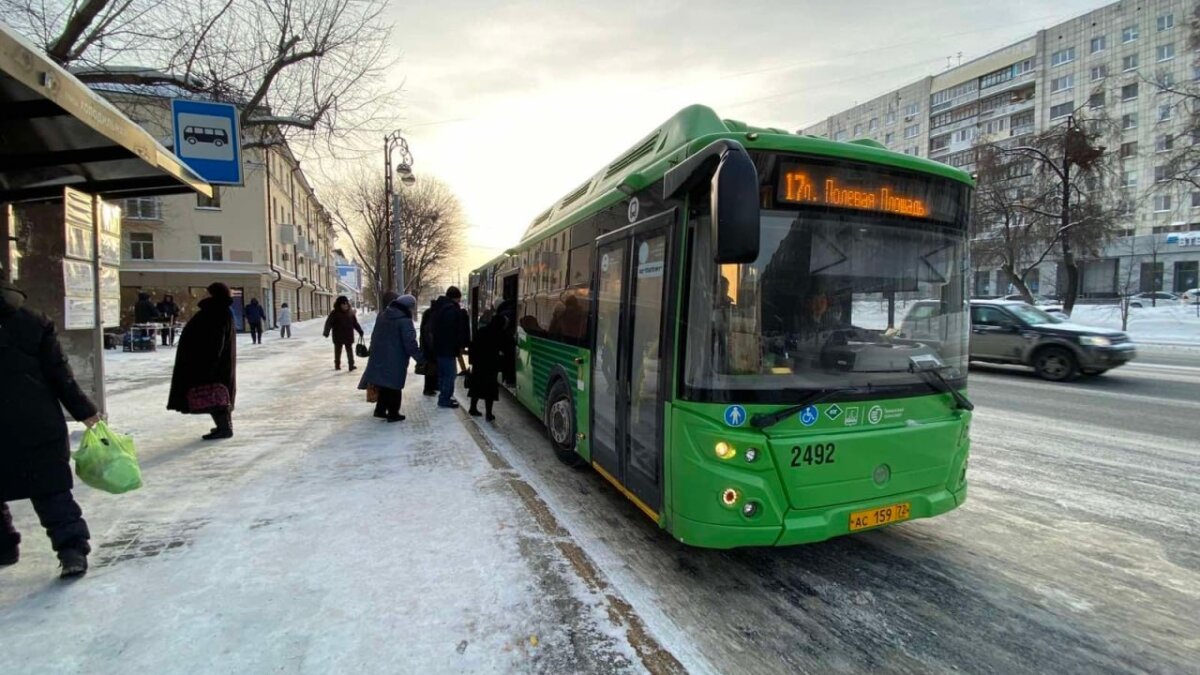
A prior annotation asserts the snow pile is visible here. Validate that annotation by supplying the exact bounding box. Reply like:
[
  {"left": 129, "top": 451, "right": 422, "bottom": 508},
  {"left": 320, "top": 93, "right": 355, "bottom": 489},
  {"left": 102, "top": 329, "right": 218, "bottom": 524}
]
[{"left": 1068, "top": 304, "right": 1200, "bottom": 345}]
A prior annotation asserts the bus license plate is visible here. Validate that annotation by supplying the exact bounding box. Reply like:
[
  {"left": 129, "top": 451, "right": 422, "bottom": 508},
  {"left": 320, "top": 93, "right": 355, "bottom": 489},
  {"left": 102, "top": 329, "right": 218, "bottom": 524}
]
[{"left": 849, "top": 502, "right": 911, "bottom": 531}]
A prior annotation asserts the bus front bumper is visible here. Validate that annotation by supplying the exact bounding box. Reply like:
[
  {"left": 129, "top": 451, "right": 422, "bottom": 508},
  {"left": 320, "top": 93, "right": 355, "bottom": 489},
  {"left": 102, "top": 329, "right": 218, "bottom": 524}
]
[{"left": 671, "top": 484, "right": 967, "bottom": 549}]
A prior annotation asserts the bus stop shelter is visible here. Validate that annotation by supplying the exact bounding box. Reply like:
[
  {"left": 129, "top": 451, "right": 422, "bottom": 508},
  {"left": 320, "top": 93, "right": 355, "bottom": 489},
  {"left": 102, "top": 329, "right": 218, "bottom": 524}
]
[{"left": 1, "top": 22, "right": 211, "bottom": 412}]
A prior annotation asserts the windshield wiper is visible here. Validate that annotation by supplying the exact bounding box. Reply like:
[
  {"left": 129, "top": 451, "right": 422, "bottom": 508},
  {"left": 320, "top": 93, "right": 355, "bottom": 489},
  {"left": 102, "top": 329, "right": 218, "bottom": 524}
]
[
  {"left": 750, "top": 387, "right": 863, "bottom": 429},
  {"left": 909, "top": 356, "right": 974, "bottom": 411}
]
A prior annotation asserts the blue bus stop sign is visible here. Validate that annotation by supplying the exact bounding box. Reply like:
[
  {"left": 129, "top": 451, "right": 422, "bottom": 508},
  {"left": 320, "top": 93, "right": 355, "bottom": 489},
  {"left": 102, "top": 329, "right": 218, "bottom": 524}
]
[{"left": 171, "top": 99, "right": 242, "bottom": 185}]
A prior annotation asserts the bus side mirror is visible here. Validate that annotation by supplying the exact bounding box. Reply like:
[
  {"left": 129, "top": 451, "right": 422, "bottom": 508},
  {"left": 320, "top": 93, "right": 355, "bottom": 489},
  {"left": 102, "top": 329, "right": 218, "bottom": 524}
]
[
  {"left": 711, "top": 146, "right": 760, "bottom": 264},
  {"left": 663, "top": 139, "right": 760, "bottom": 264}
]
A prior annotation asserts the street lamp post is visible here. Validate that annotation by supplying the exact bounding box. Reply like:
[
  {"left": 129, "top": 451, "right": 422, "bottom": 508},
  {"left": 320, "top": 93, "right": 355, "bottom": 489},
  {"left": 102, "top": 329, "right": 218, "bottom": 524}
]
[{"left": 384, "top": 130, "right": 416, "bottom": 296}]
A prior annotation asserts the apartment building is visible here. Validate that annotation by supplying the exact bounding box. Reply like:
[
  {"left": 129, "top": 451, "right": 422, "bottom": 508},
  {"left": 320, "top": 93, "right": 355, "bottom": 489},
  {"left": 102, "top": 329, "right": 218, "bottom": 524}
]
[
  {"left": 800, "top": 0, "right": 1200, "bottom": 299},
  {"left": 94, "top": 84, "right": 339, "bottom": 329}
]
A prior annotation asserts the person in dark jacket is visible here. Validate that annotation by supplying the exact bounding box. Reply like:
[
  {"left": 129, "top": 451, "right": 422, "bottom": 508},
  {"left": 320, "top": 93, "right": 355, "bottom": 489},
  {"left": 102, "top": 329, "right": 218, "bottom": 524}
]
[
  {"left": 134, "top": 291, "right": 160, "bottom": 323},
  {"left": 420, "top": 299, "right": 438, "bottom": 396},
  {"left": 323, "top": 295, "right": 364, "bottom": 371},
  {"left": 0, "top": 281, "right": 101, "bottom": 578},
  {"left": 167, "top": 282, "right": 237, "bottom": 440},
  {"left": 245, "top": 298, "right": 266, "bottom": 344},
  {"left": 156, "top": 294, "right": 180, "bottom": 346},
  {"left": 467, "top": 313, "right": 505, "bottom": 421},
  {"left": 431, "top": 286, "right": 470, "bottom": 408},
  {"left": 358, "top": 293, "right": 424, "bottom": 422}
]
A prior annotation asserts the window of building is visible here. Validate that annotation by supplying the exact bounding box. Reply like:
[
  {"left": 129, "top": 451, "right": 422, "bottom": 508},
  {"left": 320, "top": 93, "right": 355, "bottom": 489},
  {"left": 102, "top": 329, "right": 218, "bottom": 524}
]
[
  {"left": 904, "top": 123, "right": 921, "bottom": 139},
  {"left": 1122, "top": 25, "right": 1139, "bottom": 43},
  {"left": 1015, "top": 58, "right": 1034, "bottom": 75},
  {"left": 1155, "top": 165, "right": 1171, "bottom": 183},
  {"left": 1139, "top": 262, "right": 1165, "bottom": 292},
  {"left": 1121, "top": 82, "right": 1139, "bottom": 100},
  {"left": 852, "top": 123, "right": 862, "bottom": 136},
  {"left": 1153, "top": 194, "right": 1172, "bottom": 211},
  {"left": 1051, "top": 47, "right": 1076, "bottom": 67},
  {"left": 1158, "top": 103, "right": 1174, "bottom": 122},
  {"left": 1194, "top": 64, "right": 1200, "bottom": 82},
  {"left": 1090, "top": 35, "right": 1107, "bottom": 53},
  {"left": 1051, "top": 74, "right": 1075, "bottom": 92},
  {"left": 833, "top": 129, "right": 847, "bottom": 141},
  {"left": 930, "top": 103, "right": 980, "bottom": 129},
  {"left": 1088, "top": 91, "right": 1106, "bottom": 108},
  {"left": 868, "top": 117, "right": 878, "bottom": 131},
  {"left": 1157, "top": 13, "right": 1174, "bottom": 31},
  {"left": 1158, "top": 71, "right": 1176, "bottom": 88},
  {"left": 1050, "top": 101, "right": 1075, "bottom": 120},
  {"left": 123, "top": 197, "right": 162, "bottom": 221},
  {"left": 200, "top": 235, "right": 223, "bottom": 261},
  {"left": 903, "top": 102, "right": 920, "bottom": 117},
  {"left": 196, "top": 186, "right": 222, "bottom": 209},
  {"left": 1157, "top": 43, "right": 1175, "bottom": 62},
  {"left": 1011, "top": 109, "right": 1035, "bottom": 133},
  {"left": 129, "top": 232, "right": 154, "bottom": 260},
  {"left": 980, "top": 60, "right": 1033, "bottom": 89},
  {"left": 1193, "top": 192, "right": 1200, "bottom": 208},
  {"left": 945, "top": 149, "right": 976, "bottom": 168},
  {"left": 1174, "top": 261, "right": 1199, "bottom": 292},
  {"left": 886, "top": 110, "right": 897, "bottom": 125},
  {"left": 1122, "top": 112, "right": 1139, "bottom": 129},
  {"left": 954, "top": 127, "right": 975, "bottom": 143},
  {"left": 1122, "top": 170, "right": 1138, "bottom": 188},
  {"left": 981, "top": 118, "right": 1008, "bottom": 135},
  {"left": 1090, "top": 64, "right": 1108, "bottom": 81},
  {"left": 1120, "top": 141, "right": 1138, "bottom": 157},
  {"left": 884, "top": 131, "right": 895, "bottom": 144},
  {"left": 1155, "top": 134, "right": 1175, "bottom": 152},
  {"left": 1123, "top": 54, "right": 1139, "bottom": 71},
  {"left": 929, "top": 134, "right": 950, "bottom": 152}
]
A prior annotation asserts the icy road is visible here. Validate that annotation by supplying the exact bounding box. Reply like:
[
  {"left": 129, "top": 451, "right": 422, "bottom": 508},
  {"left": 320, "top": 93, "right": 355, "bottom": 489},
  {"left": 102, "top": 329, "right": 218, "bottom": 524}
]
[{"left": 477, "top": 346, "right": 1200, "bottom": 674}]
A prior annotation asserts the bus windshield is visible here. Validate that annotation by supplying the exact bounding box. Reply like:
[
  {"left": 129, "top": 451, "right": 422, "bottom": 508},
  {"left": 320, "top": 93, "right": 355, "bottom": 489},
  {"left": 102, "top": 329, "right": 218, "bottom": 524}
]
[{"left": 683, "top": 209, "right": 969, "bottom": 401}]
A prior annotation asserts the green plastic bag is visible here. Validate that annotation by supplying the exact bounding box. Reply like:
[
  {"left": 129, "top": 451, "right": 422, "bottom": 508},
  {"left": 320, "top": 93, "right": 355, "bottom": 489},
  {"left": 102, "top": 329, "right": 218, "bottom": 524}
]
[{"left": 73, "top": 421, "right": 143, "bottom": 494}]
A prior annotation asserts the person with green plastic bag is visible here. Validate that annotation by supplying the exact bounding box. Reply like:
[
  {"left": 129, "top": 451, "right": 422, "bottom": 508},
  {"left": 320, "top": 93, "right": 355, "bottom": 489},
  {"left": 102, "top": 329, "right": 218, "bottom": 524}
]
[{"left": 1, "top": 281, "right": 101, "bottom": 579}]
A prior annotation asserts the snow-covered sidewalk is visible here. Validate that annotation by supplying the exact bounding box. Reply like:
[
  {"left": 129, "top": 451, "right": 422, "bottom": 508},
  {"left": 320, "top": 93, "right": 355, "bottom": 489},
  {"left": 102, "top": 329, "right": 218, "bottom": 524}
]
[{"left": 0, "top": 316, "right": 664, "bottom": 674}]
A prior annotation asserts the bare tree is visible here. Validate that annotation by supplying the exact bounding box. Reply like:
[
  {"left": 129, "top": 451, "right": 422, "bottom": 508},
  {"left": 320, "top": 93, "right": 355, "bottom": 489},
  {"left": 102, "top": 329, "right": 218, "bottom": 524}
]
[
  {"left": 1149, "top": 4, "right": 1200, "bottom": 191},
  {"left": 327, "top": 167, "right": 467, "bottom": 305},
  {"left": 2, "top": 0, "right": 398, "bottom": 153},
  {"left": 394, "top": 177, "right": 467, "bottom": 299},
  {"left": 982, "top": 108, "right": 1125, "bottom": 314}
]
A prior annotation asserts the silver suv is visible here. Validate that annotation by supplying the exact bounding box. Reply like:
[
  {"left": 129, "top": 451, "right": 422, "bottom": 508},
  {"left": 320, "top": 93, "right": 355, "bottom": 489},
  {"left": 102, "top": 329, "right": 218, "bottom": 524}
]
[{"left": 968, "top": 300, "right": 1136, "bottom": 381}]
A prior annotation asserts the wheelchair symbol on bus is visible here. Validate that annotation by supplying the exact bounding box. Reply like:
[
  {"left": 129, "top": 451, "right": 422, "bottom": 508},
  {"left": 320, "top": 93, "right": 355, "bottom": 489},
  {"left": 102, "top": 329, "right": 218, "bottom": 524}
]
[{"left": 799, "top": 405, "right": 819, "bottom": 427}]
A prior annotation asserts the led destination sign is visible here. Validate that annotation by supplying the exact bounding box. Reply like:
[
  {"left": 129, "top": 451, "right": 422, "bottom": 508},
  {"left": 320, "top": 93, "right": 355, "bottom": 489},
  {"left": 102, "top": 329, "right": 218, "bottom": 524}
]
[{"left": 775, "top": 160, "right": 964, "bottom": 224}]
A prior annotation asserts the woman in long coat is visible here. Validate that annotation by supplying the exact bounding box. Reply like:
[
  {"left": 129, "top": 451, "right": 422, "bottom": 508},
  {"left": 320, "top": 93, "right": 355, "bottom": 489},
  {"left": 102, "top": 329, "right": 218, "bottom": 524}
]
[
  {"left": 358, "top": 293, "right": 424, "bottom": 422},
  {"left": 467, "top": 313, "right": 506, "bottom": 421},
  {"left": 167, "top": 282, "right": 237, "bottom": 440},
  {"left": 1, "top": 281, "right": 100, "bottom": 578},
  {"left": 324, "top": 295, "right": 365, "bottom": 371}
]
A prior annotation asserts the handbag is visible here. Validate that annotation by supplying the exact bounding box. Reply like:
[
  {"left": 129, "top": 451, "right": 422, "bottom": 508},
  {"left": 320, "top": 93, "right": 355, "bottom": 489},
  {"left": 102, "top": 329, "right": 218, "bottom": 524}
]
[
  {"left": 414, "top": 361, "right": 426, "bottom": 376},
  {"left": 366, "top": 384, "right": 379, "bottom": 403},
  {"left": 355, "top": 337, "right": 370, "bottom": 358},
  {"left": 463, "top": 368, "right": 473, "bottom": 389},
  {"left": 187, "top": 383, "right": 231, "bottom": 413}
]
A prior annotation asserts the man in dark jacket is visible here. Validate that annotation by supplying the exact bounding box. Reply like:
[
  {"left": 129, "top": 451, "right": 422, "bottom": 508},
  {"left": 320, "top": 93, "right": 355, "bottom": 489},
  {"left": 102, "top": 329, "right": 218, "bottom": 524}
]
[
  {"left": 1, "top": 281, "right": 101, "bottom": 578},
  {"left": 133, "top": 291, "right": 160, "bottom": 323},
  {"left": 323, "top": 295, "right": 365, "bottom": 371},
  {"left": 420, "top": 299, "right": 438, "bottom": 396},
  {"left": 431, "top": 286, "right": 470, "bottom": 408},
  {"left": 244, "top": 298, "right": 266, "bottom": 344},
  {"left": 156, "top": 294, "right": 180, "bottom": 346}
]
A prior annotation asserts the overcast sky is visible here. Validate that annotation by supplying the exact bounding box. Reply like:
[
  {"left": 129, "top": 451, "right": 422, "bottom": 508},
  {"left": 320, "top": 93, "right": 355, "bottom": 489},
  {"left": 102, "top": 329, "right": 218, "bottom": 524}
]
[{"left": 384, "top": 0, "right": 1109, "bottom": 273}]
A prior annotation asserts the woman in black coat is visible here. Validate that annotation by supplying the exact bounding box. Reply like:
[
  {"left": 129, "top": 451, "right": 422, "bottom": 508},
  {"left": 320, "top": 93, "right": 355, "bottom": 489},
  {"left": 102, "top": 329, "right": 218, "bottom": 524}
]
[
  {"left": 323, "top": 295, "right": 364, "bottom": 371},
  {"left": 167, "top": 282, "right": 237, "bottom": 440},
  {"left": 1, "top": 281, "right": 100, "bottom": 578},
  {"left": 467, "top": 313, "right": 506, "bottom": 421}
]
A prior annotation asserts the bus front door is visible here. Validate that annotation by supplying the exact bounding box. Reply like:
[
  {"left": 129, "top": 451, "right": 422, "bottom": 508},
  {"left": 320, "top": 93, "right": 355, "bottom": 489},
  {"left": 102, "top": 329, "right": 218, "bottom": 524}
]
[{"left": 591, "top": 213, "right": 671, "bottom": 516}]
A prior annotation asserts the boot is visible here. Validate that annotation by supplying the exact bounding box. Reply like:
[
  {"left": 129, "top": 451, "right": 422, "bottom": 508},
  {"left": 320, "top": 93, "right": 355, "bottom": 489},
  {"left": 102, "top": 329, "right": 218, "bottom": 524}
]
[{"left": 58, "top": 548, "right": 87, "bottom": 578}]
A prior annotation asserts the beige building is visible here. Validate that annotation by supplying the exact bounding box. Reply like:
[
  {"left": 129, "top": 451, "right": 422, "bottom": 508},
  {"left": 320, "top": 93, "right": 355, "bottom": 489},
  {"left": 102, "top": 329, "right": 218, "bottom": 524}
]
[
  {"left": 800, "top": 0, "right": 1200, "bottom": 297},
  {"left": 94, "top": 85, "right": 338, "bottom": 328}
]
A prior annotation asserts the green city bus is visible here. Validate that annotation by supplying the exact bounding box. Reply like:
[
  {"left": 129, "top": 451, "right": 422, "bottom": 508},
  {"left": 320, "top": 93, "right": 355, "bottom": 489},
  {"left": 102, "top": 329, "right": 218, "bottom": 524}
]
[{"left": 468, "top": 104, "right": 973, "bottom": 549}]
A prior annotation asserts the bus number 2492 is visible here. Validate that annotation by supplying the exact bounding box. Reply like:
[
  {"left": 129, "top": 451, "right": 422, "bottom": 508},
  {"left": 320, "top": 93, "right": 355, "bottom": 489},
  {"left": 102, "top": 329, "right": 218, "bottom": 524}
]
[{"left": 791, "top": 443, "right": 836, "bottom": 467}]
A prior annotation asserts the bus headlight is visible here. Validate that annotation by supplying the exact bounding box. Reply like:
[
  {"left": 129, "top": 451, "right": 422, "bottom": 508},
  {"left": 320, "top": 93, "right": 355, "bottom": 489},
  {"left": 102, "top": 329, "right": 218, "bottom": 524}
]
[
  {"left": 742, "top": 501, "right": 760, "bottom": 517},
  {"left": 744, "top": 448, "right": 759, "bottom": 463},
  {"left": 721, "top": 488, "right": 740, "bottom": 506},
  {"left": 714, "top": 442, "right": 736, "bottom": 460}
]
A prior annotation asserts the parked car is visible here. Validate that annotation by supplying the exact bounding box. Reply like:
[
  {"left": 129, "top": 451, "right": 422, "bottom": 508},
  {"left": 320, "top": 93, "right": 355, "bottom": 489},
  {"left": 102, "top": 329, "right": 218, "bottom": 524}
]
[
  {"left": 968, "top": 299, "right": 1136, "bottom": 381},
  {"left": 1180, "top": 288, "right": 1200, "bottom": 304},
  {"left": 1127, "top": 291, "right": 1180, "bottom": 308},
  {"left": 1001, "top": 294, "right": 1059, "bottom": 305}
]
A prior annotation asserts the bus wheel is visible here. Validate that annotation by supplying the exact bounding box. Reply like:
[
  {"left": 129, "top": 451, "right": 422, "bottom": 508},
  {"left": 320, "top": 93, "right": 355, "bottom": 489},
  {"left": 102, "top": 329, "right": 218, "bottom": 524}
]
[{"left": 546, "top": 379, "right": 584, "bottom": 467}]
